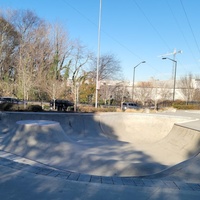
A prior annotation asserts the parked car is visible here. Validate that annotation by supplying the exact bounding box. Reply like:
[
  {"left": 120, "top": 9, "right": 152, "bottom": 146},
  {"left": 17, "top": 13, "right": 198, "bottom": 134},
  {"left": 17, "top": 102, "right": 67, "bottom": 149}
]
[
  {"left": 0, "top": 98, "right": 6, "bottom": 104},
  {"left": 0, "top": 97, "right": 26, "bottom": 105},
  {"left": 122, "top": 102, "right": 140, "bottom": 111},
  {"left": 50, "top": 99, "right": 74, "bottom": 111}
]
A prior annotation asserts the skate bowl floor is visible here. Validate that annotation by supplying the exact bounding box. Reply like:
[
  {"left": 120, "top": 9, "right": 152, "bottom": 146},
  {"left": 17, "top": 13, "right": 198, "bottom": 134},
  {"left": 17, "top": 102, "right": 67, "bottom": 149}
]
[{"left": 0, "top": 112, "right": 200, "bottom": 180}]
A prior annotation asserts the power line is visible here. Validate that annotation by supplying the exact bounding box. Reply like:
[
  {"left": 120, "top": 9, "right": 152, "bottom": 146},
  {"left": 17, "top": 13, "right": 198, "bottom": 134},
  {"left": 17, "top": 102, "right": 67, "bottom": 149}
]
[
  {"left": 166, "top": 0, "right": 200, "bottom": 70},
  {"left": 62, "top": 0, "right": 97, "bottom": 27},
  {"left": 62, "top": 0, "right": 164, "bottom": 75},
  {"left": 62, "top": 0, "right": 144, "bottom": 60},
  {"left": 180, "top": 0, "right": 200, "bottom": 58},
  {"left": 132, "top": 0, "right": 171, "bottom": 51}
]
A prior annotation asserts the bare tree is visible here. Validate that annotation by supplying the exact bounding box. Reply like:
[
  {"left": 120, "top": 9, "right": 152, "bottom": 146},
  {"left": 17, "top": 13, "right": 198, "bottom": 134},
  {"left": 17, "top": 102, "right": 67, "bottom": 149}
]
[
  {"left": 4, "top": 9, "right": 46, "bottom": 100},
  {"left": 0, "top": 8, "right": 124, "bottom": 105},
  {"left": 90, "top": 54, "right": 122, "bottom": 81},
  {"left": 149, "top": 79, "right": 171, "bottom": 109},
  {"left": 98, "top": 81, "right": 130, "bottom": 105},
  {"left": 0, "top": 15, "right": 20, "bottom": 96},
  {"left": 48, "top": 23, "right": 73, "bottom": 81},
  {"left": 135, "top": 81, "right": 153, "bottom": 105},
  {"left": 25, "top": 24, "right": 54, "bottom": 101},
  {"left": 0, "top": 16, "right": 19, "bottom": 81},
  {"left": 4, "top": 10, "right": 72, "bottom": 101},
  {"left": 43, "top": 23, "right": 73, "bottom": 101},
  {"left": 193, "top": 89, "right": 200, "bottom": 102},
  {"left": 157, "top": 82, "right": 171, "bottom": 101},
  {"left": 179, "top": 73, "right": 195, "bottom": 104},
  {"left": 8, "top": 9, "right": 43, "bottom": 37},
  {"left": 70, "top": 41, "right": 92, "bottom": 110}
]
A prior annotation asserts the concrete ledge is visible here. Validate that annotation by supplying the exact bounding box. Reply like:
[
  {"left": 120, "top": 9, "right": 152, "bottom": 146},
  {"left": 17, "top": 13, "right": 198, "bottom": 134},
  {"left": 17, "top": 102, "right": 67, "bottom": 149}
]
[{"left": 0, "top": 150, "right": 200, "bottom": 192}]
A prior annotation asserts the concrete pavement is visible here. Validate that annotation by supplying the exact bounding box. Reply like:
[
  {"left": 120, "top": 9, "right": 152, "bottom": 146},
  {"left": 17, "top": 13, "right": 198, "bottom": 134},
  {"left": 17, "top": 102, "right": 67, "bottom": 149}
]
[
  {"left": 0, "top": 110, "right": 200, "bottom": 199},
  {"left": 0, "top": 150, "right": 200, "bottom": 200}
]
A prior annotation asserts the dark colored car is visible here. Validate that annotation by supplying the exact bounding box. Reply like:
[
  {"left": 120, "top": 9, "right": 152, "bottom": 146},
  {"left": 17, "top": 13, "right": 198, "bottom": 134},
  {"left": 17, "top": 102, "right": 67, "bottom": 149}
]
[
  {"left": 50, "top": 99, "right": 74, "bottom": 111},
  {"left": 0, "top": 97, "right": 26, "bottom": 105}
]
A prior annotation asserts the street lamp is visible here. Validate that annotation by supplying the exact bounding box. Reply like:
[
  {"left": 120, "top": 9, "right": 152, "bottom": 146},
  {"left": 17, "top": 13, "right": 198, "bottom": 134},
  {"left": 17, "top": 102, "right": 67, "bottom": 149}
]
[
  {"left": 132, "top": 61, "right": 146, "bottom": 101},
  {"left": 95, "top": 0, "right": 102, "bottom": 108},
  {"left": 162, "top": 57, "right": 177, "bottom": 102}
]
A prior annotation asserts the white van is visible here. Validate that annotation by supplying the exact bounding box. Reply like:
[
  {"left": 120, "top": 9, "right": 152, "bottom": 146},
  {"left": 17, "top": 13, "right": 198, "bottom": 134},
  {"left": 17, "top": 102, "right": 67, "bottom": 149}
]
[{"left": 122, "top": 102, "right": 140, "bottom": 111}]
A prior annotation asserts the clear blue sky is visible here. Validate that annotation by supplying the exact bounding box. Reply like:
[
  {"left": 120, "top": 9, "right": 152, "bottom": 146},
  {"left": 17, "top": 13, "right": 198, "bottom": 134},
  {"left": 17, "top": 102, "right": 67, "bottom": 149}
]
[{"left": 1, "top": 0, "right": 200, "bottom": 82}]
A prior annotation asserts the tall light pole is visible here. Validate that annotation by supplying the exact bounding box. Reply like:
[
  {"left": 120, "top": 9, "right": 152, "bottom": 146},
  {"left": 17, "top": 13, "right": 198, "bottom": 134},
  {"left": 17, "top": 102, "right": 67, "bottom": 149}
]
[
  {"left": 162, "top": 57, "right": 177, "bottom": 102},
  {"left": 95, "top": 0, "right": 102, "bottom": 108},
  {"left": 159, "top": 49, "right": 182, "bottom": 79},
  {"left": 132, "top": 61, "right": 146, "bottom": 101}
]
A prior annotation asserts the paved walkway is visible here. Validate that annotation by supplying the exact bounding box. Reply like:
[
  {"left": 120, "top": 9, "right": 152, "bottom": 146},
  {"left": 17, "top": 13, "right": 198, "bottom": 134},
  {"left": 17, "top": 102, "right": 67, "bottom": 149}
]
[{"left": 0, "top": 150, "right": 200, "bottom": 199}]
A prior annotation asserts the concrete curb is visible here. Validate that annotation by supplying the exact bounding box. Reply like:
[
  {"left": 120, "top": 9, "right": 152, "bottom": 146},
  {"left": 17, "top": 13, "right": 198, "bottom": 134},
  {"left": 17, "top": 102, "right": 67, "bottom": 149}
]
[{"left": 0, "top": 150, "right": 200, "bottom": 192}]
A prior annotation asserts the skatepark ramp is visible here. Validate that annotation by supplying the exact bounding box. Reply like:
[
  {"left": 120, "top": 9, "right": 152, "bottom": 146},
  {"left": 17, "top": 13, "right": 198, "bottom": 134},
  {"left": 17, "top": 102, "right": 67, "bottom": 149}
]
[{"left": 0, "top": 112, "right": 200, "bottom": 177}]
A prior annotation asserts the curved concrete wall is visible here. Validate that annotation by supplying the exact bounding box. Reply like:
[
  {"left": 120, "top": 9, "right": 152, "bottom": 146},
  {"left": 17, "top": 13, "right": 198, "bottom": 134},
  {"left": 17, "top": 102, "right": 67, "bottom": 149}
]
[
  {"left": 98, "top": 113, "right": 189, "bottom": 143},
  {"left": 0, "top": 112, "right": 199, "bottom": 176}
]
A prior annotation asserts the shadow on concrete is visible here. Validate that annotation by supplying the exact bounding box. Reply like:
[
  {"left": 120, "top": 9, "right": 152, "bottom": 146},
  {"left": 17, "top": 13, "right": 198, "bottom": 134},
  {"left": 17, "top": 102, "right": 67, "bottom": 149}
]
[
  {"left": 0, "top": 112, "right": 169, "bottom": 177},
  {"left": 0, "top": 112, "right": 200, "bottom": 199}
]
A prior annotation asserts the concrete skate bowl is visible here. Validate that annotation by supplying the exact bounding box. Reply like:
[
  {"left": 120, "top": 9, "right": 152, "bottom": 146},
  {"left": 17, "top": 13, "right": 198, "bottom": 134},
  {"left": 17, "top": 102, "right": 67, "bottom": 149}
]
[{"left": 0, "top": 112, "right": 200, "bottom": 178}]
